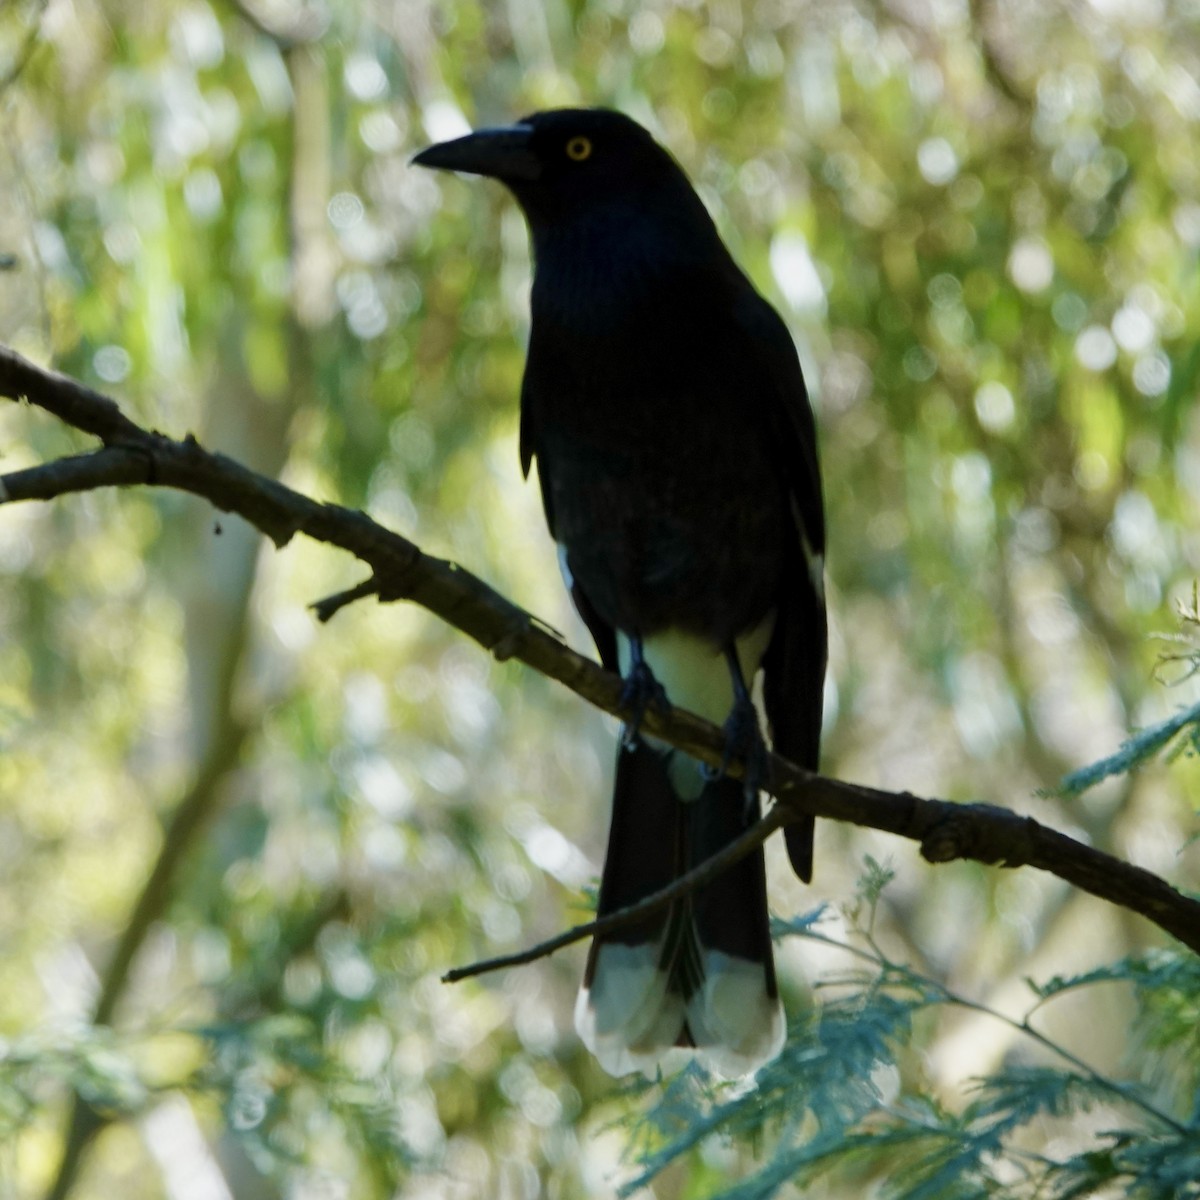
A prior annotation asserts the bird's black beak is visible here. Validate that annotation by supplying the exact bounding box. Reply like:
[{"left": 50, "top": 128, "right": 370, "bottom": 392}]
[{"left": 411, "top": 124, "right": 541, "bottom": 182}]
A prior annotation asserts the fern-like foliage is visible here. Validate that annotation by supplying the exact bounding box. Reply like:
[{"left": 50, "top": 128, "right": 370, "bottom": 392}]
[
  {"left": 620, "top": 907, "right": 1200, "bottom": 1199},
  {"left": 1058, "top": 583, "right": 1200, "bottom": 798},
  {"left": 1056, "top": 700, "right": 1200, "bottom": 797}
]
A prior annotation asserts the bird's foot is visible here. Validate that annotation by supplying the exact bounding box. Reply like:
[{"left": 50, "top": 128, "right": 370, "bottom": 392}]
[
  {"left": 619, "top": 658, "right": 669, "bottom": 748},
  {"left": 704, "top": 695, "right": 769, "bottom": 816}
]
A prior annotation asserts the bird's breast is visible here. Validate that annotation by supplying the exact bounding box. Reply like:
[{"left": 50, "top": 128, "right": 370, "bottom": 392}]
[
  {"left": 522, "top": 257, "right": 786, "bottom": 641},
  {"left": 532, "top": 394, "right": 785, "bottom": 641}
]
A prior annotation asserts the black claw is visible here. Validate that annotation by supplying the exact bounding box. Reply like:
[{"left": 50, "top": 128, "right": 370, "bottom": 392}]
[
  {"left": 720, "top": 695, "right": 768, "bottom": 814},
  {"left": 713, "top": 647, "right": 769, "bottom": 816},
  {"left": 620, "top": 638, "right": 669, "bottom": 746}
]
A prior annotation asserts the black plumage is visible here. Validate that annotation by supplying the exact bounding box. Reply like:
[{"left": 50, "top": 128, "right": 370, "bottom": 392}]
[{"left": 414, "top": 108, "right": 826, "bottom": 1076}]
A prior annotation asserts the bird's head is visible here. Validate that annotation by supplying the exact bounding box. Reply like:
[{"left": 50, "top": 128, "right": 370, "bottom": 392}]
[{"left": 412, "top": 108, "right": 708, "bottom": 235}]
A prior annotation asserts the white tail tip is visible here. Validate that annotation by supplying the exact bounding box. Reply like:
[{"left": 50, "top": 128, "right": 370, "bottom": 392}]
[{"left": 576, "top": 942, "right": 785, "bottom": 1079}]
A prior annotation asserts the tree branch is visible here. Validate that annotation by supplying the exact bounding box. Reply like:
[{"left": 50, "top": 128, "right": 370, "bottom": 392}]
[
  {"left": 44, "top": 717, "right": 249, "bottom": 1200},
  {"left": 3, "top": 342, "right": 1199, "bottom": 957}
]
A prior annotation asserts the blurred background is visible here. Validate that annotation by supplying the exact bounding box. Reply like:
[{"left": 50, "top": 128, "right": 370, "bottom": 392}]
[{"left": 1, "top": 0, "right": 1198, "bottom": 1196}]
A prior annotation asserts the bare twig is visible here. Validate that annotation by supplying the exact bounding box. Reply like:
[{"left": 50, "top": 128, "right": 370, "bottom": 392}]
[
  {"left": 44, "top": 716, "right": 250, "bottom": 1200},
  {"left": 444, "top": 806, "right": 793, "bottom": 982},
  {"left": 3, "top": 342, "right": 1200, "bottom": 957}
]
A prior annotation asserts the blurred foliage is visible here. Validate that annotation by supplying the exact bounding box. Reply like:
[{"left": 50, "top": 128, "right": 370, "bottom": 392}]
[{"left": 1, "top": 0, "right": 1198, "bottom": 1197}]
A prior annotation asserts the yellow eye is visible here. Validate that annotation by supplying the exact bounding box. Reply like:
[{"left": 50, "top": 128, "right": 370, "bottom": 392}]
[{"left": 565, "top": 136, "right": 593, "bottom": 161}]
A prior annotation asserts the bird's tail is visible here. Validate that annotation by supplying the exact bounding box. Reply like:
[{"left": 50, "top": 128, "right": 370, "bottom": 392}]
[{"left": 575, "top": 737, "right": 785, "bottom": 1078}]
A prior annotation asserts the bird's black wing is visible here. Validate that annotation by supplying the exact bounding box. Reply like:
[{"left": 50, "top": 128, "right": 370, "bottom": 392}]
[
  {"left": 520, "top": 370, "right": 620, "bottom": 672},
  {"left": 733, "top": 287, "right": 827, "bottom": 882}
]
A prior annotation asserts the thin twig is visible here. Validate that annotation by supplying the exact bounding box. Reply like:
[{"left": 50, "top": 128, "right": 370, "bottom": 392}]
[{"left": 443, "top": 805, "right": 792, "bottom": 982}]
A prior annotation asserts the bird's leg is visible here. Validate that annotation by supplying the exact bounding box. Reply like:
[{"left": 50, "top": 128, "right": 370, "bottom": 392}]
[
  {"left": 619, "top": 635, "right": 669, "bottom": 747},
  {"left": 707, "top": 646, "right": 768, "bottom": 814}
]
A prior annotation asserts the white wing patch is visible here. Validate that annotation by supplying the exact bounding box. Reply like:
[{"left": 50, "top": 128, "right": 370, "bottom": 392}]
[
  {"left": 556, "top": 542, "right": 574, "bottom": 593},
  {"left": 790, "top": 495, "right": 825, "bottom": 601}
]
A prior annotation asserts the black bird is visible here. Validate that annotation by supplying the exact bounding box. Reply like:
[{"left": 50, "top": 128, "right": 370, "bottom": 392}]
[{"left": 414, "top": 109, "right": 826, "bottom": 1077}]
